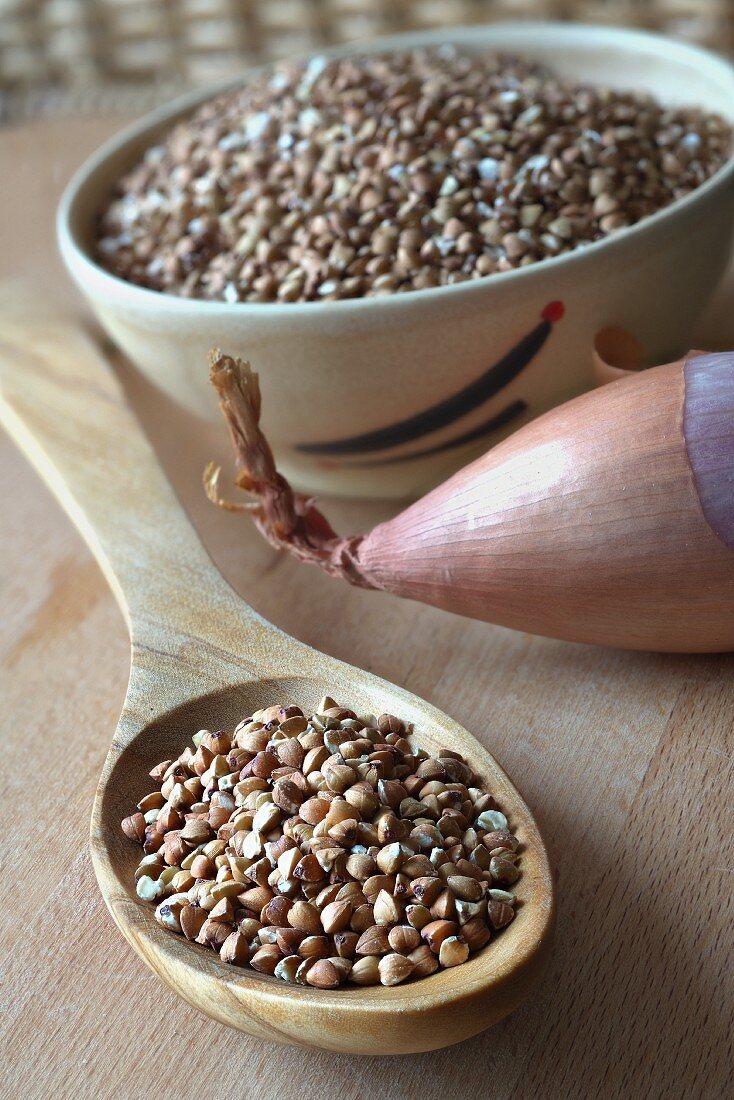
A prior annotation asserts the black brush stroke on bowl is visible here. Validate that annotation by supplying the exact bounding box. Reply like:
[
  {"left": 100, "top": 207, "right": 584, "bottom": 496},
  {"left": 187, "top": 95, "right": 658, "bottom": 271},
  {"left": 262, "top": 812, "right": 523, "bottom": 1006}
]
[
  {"left": 296, "top": 301, "right": 564, "bottom": 456},
  {"left": 345, "top": 399, "right": 528, "bottom": 466}
]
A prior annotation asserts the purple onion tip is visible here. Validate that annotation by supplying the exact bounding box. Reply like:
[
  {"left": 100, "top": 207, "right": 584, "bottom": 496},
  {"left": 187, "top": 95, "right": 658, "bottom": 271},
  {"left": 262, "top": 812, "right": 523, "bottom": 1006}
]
[{"left": 683, "top": 352, "right": 734, "bottom": 550}]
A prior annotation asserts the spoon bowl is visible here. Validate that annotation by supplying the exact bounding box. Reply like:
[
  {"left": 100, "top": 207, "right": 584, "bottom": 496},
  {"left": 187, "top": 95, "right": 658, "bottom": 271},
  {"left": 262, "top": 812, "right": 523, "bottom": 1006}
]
[{"left": 0, "top": 283, "right": 554, "bottom": 1054}]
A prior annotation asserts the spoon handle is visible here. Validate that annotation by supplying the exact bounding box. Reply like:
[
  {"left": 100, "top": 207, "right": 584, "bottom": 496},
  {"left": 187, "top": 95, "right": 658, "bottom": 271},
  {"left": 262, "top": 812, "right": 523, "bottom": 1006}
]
[{"left": 0, "top": 282, "right": 270, "bottom": 646}]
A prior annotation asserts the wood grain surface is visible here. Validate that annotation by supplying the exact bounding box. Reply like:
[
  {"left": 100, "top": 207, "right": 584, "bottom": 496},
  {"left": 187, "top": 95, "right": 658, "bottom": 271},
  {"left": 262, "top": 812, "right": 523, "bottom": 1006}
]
[{"left": 1, "top": 117, "right": 733, "bottom": 1098}]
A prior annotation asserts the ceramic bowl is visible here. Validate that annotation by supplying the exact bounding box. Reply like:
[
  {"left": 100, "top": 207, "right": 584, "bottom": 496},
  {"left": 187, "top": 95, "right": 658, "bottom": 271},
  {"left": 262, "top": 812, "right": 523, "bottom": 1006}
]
[{"left": 58, "top": 22, "right": 734, "bottom": 499}]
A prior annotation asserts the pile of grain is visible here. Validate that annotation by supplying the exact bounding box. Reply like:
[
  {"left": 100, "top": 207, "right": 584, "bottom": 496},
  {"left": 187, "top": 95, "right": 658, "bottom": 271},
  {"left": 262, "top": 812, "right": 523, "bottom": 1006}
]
[{"left": 97, "top": 46, "right": 731, "bottom": 303}]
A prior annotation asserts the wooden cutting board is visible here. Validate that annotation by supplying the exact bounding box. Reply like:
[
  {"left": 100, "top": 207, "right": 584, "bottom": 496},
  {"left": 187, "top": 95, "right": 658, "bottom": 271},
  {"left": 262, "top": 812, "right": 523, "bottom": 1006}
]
[{"left": 1, "top": 116, "right": 732, "bottom": 1099}]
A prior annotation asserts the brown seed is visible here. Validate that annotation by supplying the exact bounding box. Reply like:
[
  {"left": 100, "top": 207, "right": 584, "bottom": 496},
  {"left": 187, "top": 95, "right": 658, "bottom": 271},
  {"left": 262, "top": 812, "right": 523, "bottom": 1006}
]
[
  {"left": 236, "top": 726, "right": 269, "bottom": 753},
  {"left": 376, "top": 842, "right": 408, "bottom": 875},
  {"left": 335, "top": 881, "right": 364, "bottom": 904},
  {"left": 379, "top": 953, "right": 415, "bottom": 986},
  {"left": 272, "top": 778, "right": 304, "bottom": 814},
  {"left": 162, "top": 831, "right": 188, "bottom": 866},
  {"left": 197, "top": 918, "right": 232, "bottom": 950},
  {"left": 250, "top": 944, "right": 282, "bottom": 975},
  {"left": 210, "top": 881, "right": 243, "bottom": 904},
  {"left": 295, "top": 957, "right": 316, "bottom": 985},
  {"left": 355, "top": 925, "right": 391, "bottom": 956},
  {"left": 238, "top": 885, "right": 273, "bottom": 913},
  {"left": 447, "top": 874, "right": 483, "bottom": 902},
  {"left": 439, "top": 935, "right": 470, "bottom": 968},
  {"left": 488, "top": 899, "right": 516, "bottom": 930},
  {"left": 461, "top": 917, "right": 492, "bottom": 952},
  {"left": 363, "top": 874, "right": 395, "bottom": 904},
  {"left": 346, "top": 853, "right": 377, "bottom": 881},
  {"left": 329, "top": 818, "right": 359, "bottom": 847},
  {"left": 279, "top": 714, "right": 307, "bottom": 735},
  {"left": 250, "top": 751, "right": 278, "bottom": 778},
  {"left": 408, "top": 943, "right": 440, "bottom": 977},
  {"left": 275, "top": 927, "right": 304, "bottom": 954},
  {"left": 306, "top": 959, "right": 342, "bottom": 988},
  {"left": 406, "top": 903, "right": 432, "bottom": 930},
  {"left": 430, "top": 888, "right": 457, "bottom": 921},
  {"left": 149, "top": 760, "right": 172, "bottom": 783},
  {"left": 325, "top": 799, "right": 355, "bottom": 829},
  {"left": 261, "top": 896, "right": 293, "bottom": 927},
  {"left": 388, "top": 925, "right": 421, "bottom": 954},
  {"left": 287, "top": 900, "right": 322, "bottom": 935},
  {"left": 121, "top": 813, "right": 147, "bottom": 843},
  {"left": 314, "top": 884, "right": 340, "bottom": 910},
  {"left": 489, "top": 856, "right": 520, "bottom": 885},
  {"left": 293, "top": 854, "right": 324, "bottom": 882},
  {"left": 373, "top": 890, "right": 402, "bottom": 926},
  {"left": 314, "top": 846, "right": 344, "bottom": 874},
  {"left": 299, "top": 797, "right": 329, "bottom": 825},
  {"left": 356, "top": 821, "right": 379, "bottom": 848},
  {"left": 378, "top": 779, "right": 408, "bottom": 809},
  {"left": 455, "top": 858, "right": 483, "bottom": 880},
  {"left": 323, "top": 761, "right": 356, "bottom": 794},
  {"left": 208, "top": 898, "right": 235, "bottom": 922},
  {"left": 204, "top": 731, "right": 232, "bottom": 755},
  {"left": 180, "top": 904, "right": 207, "bottom": 941},
  {"left": 378, "top": 714, "right": 404, "bottom": 736},
  {"left": 276, "top": 846, "right": 300, "bottom": 881},
  {"left": 344, "top": 783, "right": 380, "bottom": 817},
  {"left": 416, "top": 758, "right": 446, "bottom": 781},
  {"left": 234, "top": 777, "right": 269, "bottom": 802},
  {"left": 138, "top": 792, "right": 165, "bottom": 814},
  {"left": 276, "top": 739, "right": 305, "bottom": 768},
  {"left": 180, "top": 818, "right": 212, "bottom": 846},
  {"left": 350, "top": 956, "right": 381, "bottom": 985},
  {"left": 192, "top": 746, "right": 214, "bottom": 775},
  {"left": 245, "top": 856, "right": 271, "bottom": 888},
  {"left": 350, "top": 903, "right": 376, "bottom": 934},
  {"left": 327, "top": 956, "right": 353, "bottom": 984},
  {"left": 298, "top": 935, "right": 331, "bottom": 959},
  {"left": 482, "top": 829, "right": 519, "bottom": 852},
  {"left": 333, "top": 931, "right": 360, "bottom": 958},
  {"left": 376, "top": 813, "right": 403, "bottom": 846},
  {"left": 400, "top": 854, "right": 434, "bottom": 878},
  {"left": 320, "top": 899, "right": 354, "bottom": 934},
  {"left": 171, "top": 869, "right": 195, "bottom": 893},
  {"left": 303, "top": 746, "right": 329, "bottom": 775},
  {"left": 220, "top": 931, "right": 251, "bottom": 966},
  {"left": 274, "top": 955, "right": 302, "bottom": 983},
  {"left": 411, "top": 877, "right": 442, "bottom": 906},
  {"left": 189, "top": 853, "right": 216, "bottom": 879},
  {"left": 393, "top": 873, "right": 412, "bottom": 900},
  {"left": 455, "top": 899, "right": 486, "bottom": 926},
  {"left": 422, "top": 919, "right": 459, "bottom": 953},
  {"left": 237, "top": 916, "right": 263, "bottom": 939}
]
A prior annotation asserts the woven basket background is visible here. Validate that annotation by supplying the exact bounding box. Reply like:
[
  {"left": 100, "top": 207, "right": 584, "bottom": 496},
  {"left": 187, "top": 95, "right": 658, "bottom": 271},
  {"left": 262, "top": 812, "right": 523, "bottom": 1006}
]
[{"left": 2, "top": 0, "right": 733, "bottom": 118}]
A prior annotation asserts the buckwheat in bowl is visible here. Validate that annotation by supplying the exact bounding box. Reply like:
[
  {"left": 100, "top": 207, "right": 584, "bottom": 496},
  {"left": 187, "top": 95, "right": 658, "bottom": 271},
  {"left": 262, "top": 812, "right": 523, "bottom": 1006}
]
[{"left": 58, "top": 23, "right": 734, "bottom": 498}]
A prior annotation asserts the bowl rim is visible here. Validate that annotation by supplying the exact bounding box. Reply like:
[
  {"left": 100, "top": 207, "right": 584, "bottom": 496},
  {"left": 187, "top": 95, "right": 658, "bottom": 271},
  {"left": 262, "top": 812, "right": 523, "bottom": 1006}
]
[{"left": 58, "top": 20, "right": 734, "bottom": 318}]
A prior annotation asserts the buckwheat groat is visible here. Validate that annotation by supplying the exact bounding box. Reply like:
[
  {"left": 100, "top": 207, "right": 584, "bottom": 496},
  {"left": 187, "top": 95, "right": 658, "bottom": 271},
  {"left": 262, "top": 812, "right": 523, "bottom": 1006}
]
[
  {"left": 122, "top": 699, "right": 521, "bottom": 987},
  {"left": 97, "top": 47, "right": 731, "bottom": 303}
]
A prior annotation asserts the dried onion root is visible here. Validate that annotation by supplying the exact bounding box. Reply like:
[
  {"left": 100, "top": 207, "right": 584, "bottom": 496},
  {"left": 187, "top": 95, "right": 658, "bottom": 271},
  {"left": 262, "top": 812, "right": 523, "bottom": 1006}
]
[{"left": 207, "top": 351, "right": 371, "bottom": 588}]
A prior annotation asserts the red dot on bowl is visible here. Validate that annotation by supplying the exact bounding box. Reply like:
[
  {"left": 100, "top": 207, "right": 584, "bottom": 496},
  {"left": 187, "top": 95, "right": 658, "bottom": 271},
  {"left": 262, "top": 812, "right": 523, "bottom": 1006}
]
[{"left": 542, "top": 300, "right": 565, "bottom": 323}]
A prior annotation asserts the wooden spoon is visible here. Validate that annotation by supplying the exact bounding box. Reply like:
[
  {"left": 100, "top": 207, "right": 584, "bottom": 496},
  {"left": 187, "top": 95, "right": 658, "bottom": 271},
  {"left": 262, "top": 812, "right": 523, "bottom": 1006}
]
[{"left": 0, "top": 285, "right": 554, "bottom": 1055}]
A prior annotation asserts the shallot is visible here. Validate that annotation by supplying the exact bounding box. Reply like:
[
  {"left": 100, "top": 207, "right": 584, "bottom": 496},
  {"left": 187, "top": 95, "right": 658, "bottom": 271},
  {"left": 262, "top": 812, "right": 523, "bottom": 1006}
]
[{"left": 206, "top": 345, "right": 734, "bottom": 652}]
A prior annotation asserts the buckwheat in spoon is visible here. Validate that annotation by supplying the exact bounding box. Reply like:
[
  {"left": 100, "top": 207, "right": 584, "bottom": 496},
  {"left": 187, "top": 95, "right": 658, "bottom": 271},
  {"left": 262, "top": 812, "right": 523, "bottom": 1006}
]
[{"left": 0, "top": 286, "right": 553, "bottom": 1055}]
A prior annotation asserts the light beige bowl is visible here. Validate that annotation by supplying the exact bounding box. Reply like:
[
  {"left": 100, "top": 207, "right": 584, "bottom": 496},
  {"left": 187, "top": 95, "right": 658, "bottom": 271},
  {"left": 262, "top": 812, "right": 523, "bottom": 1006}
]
[{"left": 58, "top": 22, "right": 734, "bottom": 499}]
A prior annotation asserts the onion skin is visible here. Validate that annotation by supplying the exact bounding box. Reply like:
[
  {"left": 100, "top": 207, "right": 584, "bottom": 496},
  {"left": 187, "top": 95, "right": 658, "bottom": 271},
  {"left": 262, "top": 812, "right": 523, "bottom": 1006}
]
[
  {"left": 208, "top": 350, "right": 734, "bottom": 653},
  {"left": 683, "top": 352, "right": 734, "bottom": 552}
]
